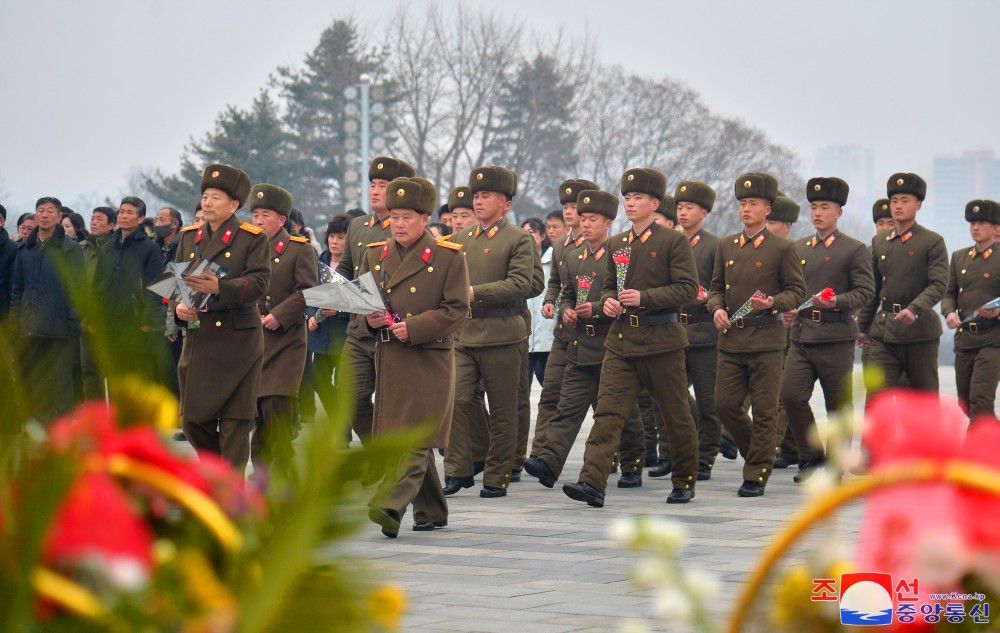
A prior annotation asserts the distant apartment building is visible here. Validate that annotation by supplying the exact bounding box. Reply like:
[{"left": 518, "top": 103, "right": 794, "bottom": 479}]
[
  {"left": 932, "top": 150, "right": 1000, "bottom": 250},
  {"left": 814, "top": 145, "right": 876, "bottom": 202}
]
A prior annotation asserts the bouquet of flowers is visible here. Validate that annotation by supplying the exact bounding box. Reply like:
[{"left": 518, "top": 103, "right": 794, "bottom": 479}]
[
  {"left": 795, "top": 287, "right": 836, "bottom": 312},
  {"left": 961, "top": 296, "right": 1000, "bottom": 324},
  {"left": 576, "top": 273, "right": 597, "bottom": 305},
  {"left": 613, "top": 248, "right": 631, "bottom": 294},
  {"left": 730, "top": 290, "right": 767, "bottom": 321}
]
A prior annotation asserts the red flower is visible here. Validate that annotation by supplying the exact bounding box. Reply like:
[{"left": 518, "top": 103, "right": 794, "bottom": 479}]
[
  {"left": 959, "top": 418, "right": 1000, "bottom": 549},
  {"left": 819, "top": 287, "right": 836, "bottom": 302},
  {"left": 755, "top": 262, "right": 762, "bottom": 268}
]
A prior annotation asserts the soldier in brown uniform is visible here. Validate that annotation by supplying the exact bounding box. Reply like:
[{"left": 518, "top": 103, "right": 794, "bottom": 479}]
[
  {"left": 530, "top": 179, "right": 597, "bottom": 457},
  {"left": 707, "top": 172, "right": 806, "bottom": 497},
  {"left": 174, "top": 164, "right": 271, "bottom": 470},
  {"left": 858, "top": 173, "right": 948, "bottom": 395},
  {"left": 445, "top": 166, "right": 536, "bottom": 497},
  {"left": 859, "top": 199, "right": 895, "bottom": 383},
  {"left": 942, "top": 200, "right": 1000, "bottom": 420},
  {"left": 361, "top": 177, "right": 470, "bottom": 537},
  {"left": 563, "top": 168, "right": 700, "bottom": 507},
  {"left": 513, "top": 219, "right": 546, "bottom": 479},
  {"left": 247, "top": 184, "right": 317, "bottom": 477},
  {"left": 780, "top": 178, "right": 875, "bottom": 482},
  {"left": 523, "top": 190, "right": 646, "bottom": 488},
  {"left": 335, "top": 156, "right": 416, "bottom": 444}
]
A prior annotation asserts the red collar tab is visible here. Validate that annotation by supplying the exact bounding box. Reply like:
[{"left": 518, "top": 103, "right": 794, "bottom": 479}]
[
  {"left": 422, "top": 246, "right": 433, "bottom": 263},
  {"left": 276, "top": 240, "right": 285, "bottom": 254},
  {"left": 487, "top": 225, "right": 499, "bottom": 239},
  {"left": 899, "top": 231, "right": 913, "bottom": 243},
  {"left": 195, "top": 228, "right": 204, "bottom": 244},
  {"left": 381, "top": 242, "right": 390, "bottom": 261},
  {"left": 690, "top": 234, "right": 701, "bottom": 249},
  {"left": 221, "top": 229, "right": 233, "bottom": 245}
]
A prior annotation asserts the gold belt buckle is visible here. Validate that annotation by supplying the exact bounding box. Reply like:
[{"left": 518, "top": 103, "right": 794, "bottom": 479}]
[
  {"left": 380, "top": 328, "right": 391, "bottom": 342},
  {"left": 734, "top": 316, "right": 745, "bottom": 329},
  {"left": 811, "top": 309, "right": 822, "bottom": 323},
  {"left": 679, "top": 313, "right": 689, "bottom": 324},
  {"left": 585, "top": 324, "right": 596, "bottom": 336},
  {"left": 970, "top": 322, "right": 980, "bottom": 333},
  {"left": 892, "top": 303, "right": 902, "bottom": 314},
  {"left": 629, "top": 314, "right": 639, "bottom": 327}
]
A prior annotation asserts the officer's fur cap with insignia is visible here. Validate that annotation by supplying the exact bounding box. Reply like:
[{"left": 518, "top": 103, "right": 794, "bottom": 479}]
[
  {"left": 965, "top": 199, "right": 999, "bottom": 224},
  {"left": 558, "top": 179, "right": 600, "bottom": 205},
  {"left": 734, "top": 172, "right": 779, "bottom": 203},
  {"left": 806, "top": 177, "right": 850, "bottom": 206},
  {"left": 620, "top": 168, "right": 667, "bottom": 201},
  {"left": 674, "top": 181, "right": 717, "bottom": 212},
  {"left": 201, "top": 163, "right": 252, "bottom": 207},
  {"left": 248, "top": 184, "right": 293, "bottom": 216},
  {"left": 448, "top": 186, "right": 473, "bottom": 212},
  {"left": 469, "top": 166, "right": 517, "bottom": 198},
  {"left": 886, "top": 172, "right": 927, "bottom": 201},
  {"left": 769, "top": 195, "right": 801, "bottom": 223},
  {"left": 576, "top": 190, "right": 619, "bottom": 221},
  {"left": 872, "top": 198, "right": 892, "bottom": 223},
  {"left": 656, "top": 194, "right": 678, "bottom": 223},
  {"left": 369, "top": 156, "right": 416, "bottom": 182},
  {"left": 386, "top": 177, "right": 437, "bottom": 215}
]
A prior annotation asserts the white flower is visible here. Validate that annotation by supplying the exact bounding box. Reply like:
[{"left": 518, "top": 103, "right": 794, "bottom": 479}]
[
  {"left": 104, "top": 556, "right": 151, "bottom": 592},
  {"left": 685, "top": 569, "right": 720, "bottom": 605},
  {"left": 640, "top": 516, "right": 687, "bottom": 553},
  {"left": 803, "top": 468, "right": 838, "bottom": 495},
  {"left": 619, "top": 620, "right": 650, "bottom": 633},
  {"left": 653, "top": 587, "right": 693, "bottom": 623},
  {"left": 634, "top": 558, "right": 673, "bottom": 586},
  {"left": 609, "top": 516, "right": 639, "bottom": 546}
]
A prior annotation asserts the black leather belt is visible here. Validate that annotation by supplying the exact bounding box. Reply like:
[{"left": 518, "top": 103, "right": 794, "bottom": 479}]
[
  {"left": 965, "top": 319, "right": 1000, "bottom": 334},
  {"left": 617, "top": 312, "right": 679, "bottom": 327},
  {"left": 204, "top": 302, "right": 257, "bottom": 313},
  {"left": 732, "top": 313, "right": 782, "bottom": 328},
  {"left": 378, "top": 327, "right": 401, "bottom": 342},
  {"left": 881, "top": 302, "right": 904, "bottom": 314},
  {"left": 679, "top": 312, "right": 713, "bottom": 324},
  {"left": 576, "top": 321, "right": 613, "bottom": 337},
  {"left": 469, "top": 306, "right": 521, "bottom": 318},
  {"left": 798, "top": 309, "right": 854, "bottom": 323}
]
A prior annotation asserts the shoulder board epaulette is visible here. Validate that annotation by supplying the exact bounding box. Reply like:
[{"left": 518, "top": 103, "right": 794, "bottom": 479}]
[
  {"left": 240, "top": 222, "right": 263, "bottom": 235},
  {"left": 437, "top": 240, "right": 463, "bottom": 251},
  {"left": 180, "top": 224, "right": 200, "bottom": 233},
  {"left": 437, "top": 234, "right": 453, "bottom": 241},
  {"left": 289, "top": 235, "right": 310, "bottom": 244},
  {"left": 366, "top": 241, "right": 386, "bottom": 248}
]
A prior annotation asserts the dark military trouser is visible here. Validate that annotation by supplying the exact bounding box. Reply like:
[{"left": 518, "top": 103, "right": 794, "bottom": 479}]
[
  {"left": 715, "top": 349, "right": 783, "bottom": 486},
  {"left": 445, "top": 389, "right": 490, "bottom": 476},
  {"left": 780, "top": 341, "right": 855, "bottom": 463},
  {"left": 866, "top": 338, "right": 939, "bottom": 398},
  {"left": 772, "top": 346, "right": 798, "bottom": 460},
  {"left": 251, "top": 395, "right": 296, "bottom": 476},
  {"left": 373, "top": 448, "right": 448, "bottom": 525},
  {"left": 449, "top": 344, "right": 521, "bottom": 490},
  {"left": 530, "top": 333, "right": 570, "bottom": 457},
  {"left": 579, "top": 347, "right": 697, "bottom": 494},
  {"left": 536, "top": 358, "right": 644, "bottom": 479},
  {"left": 343, "top": 334, "right": 376, "bottom": 444},
  {"left": 514, "top": 338, "right": 531, "bottom": 468},
  {"left": 637, "top": 389, "right": 661, "bottom": 460},
  {"left": 183, "top": 418, "right": 250, "bottom": 473},
  {"left": 955, "top": 345, "right": 1000, "bottom": 419}
]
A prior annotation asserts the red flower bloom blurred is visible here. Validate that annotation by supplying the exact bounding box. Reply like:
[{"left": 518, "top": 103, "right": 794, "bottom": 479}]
[{"left": 819, "top": 287, "right": 835, "bottom": 302}]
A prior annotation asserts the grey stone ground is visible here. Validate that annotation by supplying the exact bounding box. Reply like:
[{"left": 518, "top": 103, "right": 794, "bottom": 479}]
[{"left": 330, "top": 367, "right": 956, "bottom": 632}]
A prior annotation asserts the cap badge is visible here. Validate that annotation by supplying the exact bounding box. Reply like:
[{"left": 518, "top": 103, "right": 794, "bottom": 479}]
[
  {"left": 627, "top": 174, "right": 634, "bottom": 182},
  {"left": 814, "top": 184, "right": 821, "bottom": 191},
  {"left": 377, "top": 162, "right": 384, "bottom": 170},
  {"left": 583, "top": 196, "right": 591, "bottom": 204},
  {"left": 881, "top": 204, "right": 888, "bottom": 211},
  {"left": 897, "top": 178, "right": 905, "bottom": 185},
  {"left": 397, "top": 188, "right": 405, "bottom": 196},
  {"left": 257, "top": 191, "right": 264, "bottom": 199},
  {"left": 476, "top": 173, "right": 484, "bottom": 181},
  {"left": 565, "top": 187, "right": 572, "bottom": 195},
  {"left": 457, "top": 191, "right": 465, "bottom": 198},
  {"left": 974, "top": 205, "right": 981, "bottom": 212},
  {"left": 680, "top": 185, "right": 687, "bottom": 192},
  {"left": 212, "top": 171, "right": 220, "bottom": 178},
  {"left": 744, "top": 180, "right": 752, "bottom": 188}
]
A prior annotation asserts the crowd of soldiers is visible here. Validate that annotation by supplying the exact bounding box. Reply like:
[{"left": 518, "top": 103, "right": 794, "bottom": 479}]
[{"left": 2, "top": 155, "right": 998, "bottom": 539}]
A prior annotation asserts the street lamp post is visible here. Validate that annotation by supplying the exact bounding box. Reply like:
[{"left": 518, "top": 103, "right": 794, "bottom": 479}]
[
  {"left": 359, "top": 73, "right": 371, "bottom": 202},
  {"left": 343, "top": 73, "right": 388, "bottom": 212}
]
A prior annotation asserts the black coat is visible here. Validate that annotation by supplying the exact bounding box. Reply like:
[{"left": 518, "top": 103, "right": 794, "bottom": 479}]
[
  {"left": 0, "top": 227, "right": 17, "bottom": 319},
  {"left": 307, "top": 250, "right": 350, "bottom": 354},
  {"left": 11, "top": 225, "right": 85, "bottom": 338},
  {"left": 94, "top": 228, "right": 164, "bottom": 330}
]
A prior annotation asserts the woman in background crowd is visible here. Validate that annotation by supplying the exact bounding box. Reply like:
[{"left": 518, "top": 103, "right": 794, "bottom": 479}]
[{"left": 521, "top": 217, "right": 553, "bottom": 386}]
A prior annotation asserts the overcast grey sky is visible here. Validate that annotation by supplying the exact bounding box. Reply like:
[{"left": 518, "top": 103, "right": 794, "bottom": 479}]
[{"left": 1, "top": 0, "right": 998, "bottom": 216}]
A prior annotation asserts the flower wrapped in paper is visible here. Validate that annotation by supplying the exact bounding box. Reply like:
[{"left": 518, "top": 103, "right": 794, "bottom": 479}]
[
  {"left": 612, "top": 248, "right": 631, "bottom": 294},
  {"left": 794, "top": 287, "right": 836, "bottom": 312},
  {"left": 576, "top": 273, "right": 596, "bottom": 305}
]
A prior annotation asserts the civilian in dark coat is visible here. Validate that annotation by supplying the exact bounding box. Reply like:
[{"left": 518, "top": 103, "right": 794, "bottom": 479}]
[
  {"left": 11, "top": 197, "right": 84, "bottom": 424},
  {"left": 0, "top": 204, "right": 17, "bottom": 320}
]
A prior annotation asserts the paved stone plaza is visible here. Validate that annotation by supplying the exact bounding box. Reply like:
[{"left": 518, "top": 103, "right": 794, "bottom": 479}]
[{"left": 335, "top": 368, "right": 937, "bottom": 633}]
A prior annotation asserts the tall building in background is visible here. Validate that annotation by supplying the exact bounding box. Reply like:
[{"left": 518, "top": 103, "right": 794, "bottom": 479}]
[
  {"left": 932, "top": 150, "right": 1000, "bottom": 251},
  {"left": 814, "top": 145, "right": 876, "bottom": 203}
]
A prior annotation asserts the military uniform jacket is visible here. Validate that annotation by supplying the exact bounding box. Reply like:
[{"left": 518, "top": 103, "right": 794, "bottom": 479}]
[
  {"left": 559, "top": 241, "right": 616, "bottom": 366},
  {"left": 174, "top": 213, "right": 271, "bottom": 421},
  {"left": 859, "top": 223, "right": 948, "bottom": 343},
  {"left": 336, "top": 212, "right": 393, "bottom": 339},
  {"left": 707, "top": 228, "right": 806, "bottom": 353},
  {"left": 941, "top": 244, "right": 1000, "bottom": 350},
  {"left": 681, "top": 229, "right": 721, "bottom": 348},
  {"left": 359, "top": 230, "right": 470, "bottom": 447},
  {"left": 790, "top": 230, "right": 875, "bottom": 344},
  {"left": 598, "top": 222, "right": 698, "bottom": 357},
  {"left": 257, "top": 229, "right": 318, "bottom": 397},
  {"left": 544, "top": 233, "right": 586, "bottom": 341},
  {"left": 451, "top": 217, "right": 537, "bottom": 348}
]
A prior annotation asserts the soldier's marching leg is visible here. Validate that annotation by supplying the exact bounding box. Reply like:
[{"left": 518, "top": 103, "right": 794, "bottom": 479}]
[
  {"left": 344, "top": 335, "right": 376, "bottom": 444},
  {"left": 251, "top": 396, "right": 296, "bottom": 474},
  {"left": 531, "top": 337, "right": 569, "bottom": 456},
  {"left": 470, "top": 388, "right": 490, "bottom": 468},
  {"left": 639, "top": 349, "right": 698, "bottom": 495},
  {"left": 688, "top": 346, "right": 721, "bottom": 477},
  {"left": 968, "top": 345, "right": 1000, "bottom": 419},
  {"left": 574, "top": 349, "right": 643, "bottom": 499},
  {"left": 182, "top": 419, "right": 222, "bottom": 459},
  {"left": 444, "top": 348, "right": 478, "bottom": 493},
  {"left": 530, "top": 360, "right": 600, "bottom": 483},
  {"left": 865, "top": 338, "right": 906, "bottom": 400},
  {"left": 955, "top": 348, "right": 974, "bottom": 416},
  {"left": 616, "top": 404, "right": 647, "bottom": 487},
  {"left": 900, "top": 340, "right": 940, "bottom": 393},
  {"left": 411, "top": 450, "right": 448, "bottom": 529},
  {"left": 217, "top": 418, "right": 251, "bottom": 474},
  {"left": 513, "top": 338, "right": 531, "bottom": 476},
  {"left": 715, "top": 350, "right": 753, "bottom": 458},
  {"left": 781, "top": 343, "right": 823, "bottom": 464},
  {"left": 637, "top": 389, "right": 660, "bottom": 465},
  {"left": 478, "top": 344, "right": 523, "bottom": 496},
  {"left": 383, "top": 448, "right": 448, "bottom": 529},
  {"left": 744, "top": 350, "right": 783, "bottom": 488}
]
